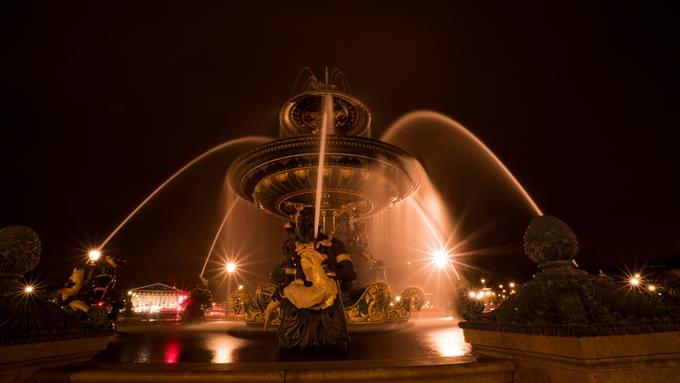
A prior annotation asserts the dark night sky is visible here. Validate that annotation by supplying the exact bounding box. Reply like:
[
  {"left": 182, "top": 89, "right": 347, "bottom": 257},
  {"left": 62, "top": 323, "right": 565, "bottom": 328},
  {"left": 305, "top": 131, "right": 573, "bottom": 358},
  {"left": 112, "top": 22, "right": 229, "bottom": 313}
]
[{"left": 1, "top": 2, "right": 678, "bottom": 291}]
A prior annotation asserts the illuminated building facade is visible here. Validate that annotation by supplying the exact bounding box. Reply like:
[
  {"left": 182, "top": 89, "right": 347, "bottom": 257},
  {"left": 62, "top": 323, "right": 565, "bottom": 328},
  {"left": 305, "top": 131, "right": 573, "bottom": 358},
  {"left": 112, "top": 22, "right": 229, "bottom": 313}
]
[{"left": 128, "top": 283, "right": 186, "bottom": 313}]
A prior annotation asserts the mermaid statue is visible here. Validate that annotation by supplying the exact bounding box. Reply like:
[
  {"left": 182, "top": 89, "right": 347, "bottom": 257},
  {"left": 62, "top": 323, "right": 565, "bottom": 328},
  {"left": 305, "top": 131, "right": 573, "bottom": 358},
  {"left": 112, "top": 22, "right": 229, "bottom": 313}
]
[{"left": 267, "top": 207, "right": 356, "bottom": 352}]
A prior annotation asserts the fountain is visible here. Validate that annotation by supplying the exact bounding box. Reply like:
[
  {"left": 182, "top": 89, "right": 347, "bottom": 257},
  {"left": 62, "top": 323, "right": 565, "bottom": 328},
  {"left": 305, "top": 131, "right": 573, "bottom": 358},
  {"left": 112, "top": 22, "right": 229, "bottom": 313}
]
[
  {"left": 83, "top": 67, "right": 544, "bottom": 328},
  {"left": 227, "top": 69, "right": 427, "bottom": 328},
  {"left": 3, "top": 66, "right": 676, "bottom": 381}
]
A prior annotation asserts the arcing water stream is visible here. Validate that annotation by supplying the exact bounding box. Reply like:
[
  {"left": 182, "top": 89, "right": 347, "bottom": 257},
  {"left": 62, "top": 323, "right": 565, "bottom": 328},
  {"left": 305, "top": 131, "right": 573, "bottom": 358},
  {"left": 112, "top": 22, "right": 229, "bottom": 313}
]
[
  {"left": 381, "top": 110, "right": 543, "bottom": 216},
  {"left": 200, "top": 197, "right": 241, "bottom": 278},
  {"left": 95, "top": 80, "right": 543, "bottom": 305},
  {"left": 99, "top": 136, "right": 271, "bottom": 249}
]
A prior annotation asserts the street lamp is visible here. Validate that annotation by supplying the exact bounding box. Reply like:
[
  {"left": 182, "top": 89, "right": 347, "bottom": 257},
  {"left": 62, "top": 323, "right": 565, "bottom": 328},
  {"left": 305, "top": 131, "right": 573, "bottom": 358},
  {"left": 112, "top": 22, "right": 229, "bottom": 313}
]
[
  {"left": 629, "top": 273, "right": 641, "bottom": 287},
  {"left": 431, "top": 249, "right": 450, "bottom": 269}
]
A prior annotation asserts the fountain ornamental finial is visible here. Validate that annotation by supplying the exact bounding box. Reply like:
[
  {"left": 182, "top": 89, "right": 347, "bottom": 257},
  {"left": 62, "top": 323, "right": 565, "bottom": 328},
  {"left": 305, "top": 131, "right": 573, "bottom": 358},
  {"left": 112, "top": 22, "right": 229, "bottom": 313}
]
[
  {"left": 279, "top": 68, "right": 371, "bottom": 138},
  {"left": 0, "top": 226, "right": 40, "bottom": 290},
  {"left": 523, "top": 215, "right": 579, "bottom": 265}
]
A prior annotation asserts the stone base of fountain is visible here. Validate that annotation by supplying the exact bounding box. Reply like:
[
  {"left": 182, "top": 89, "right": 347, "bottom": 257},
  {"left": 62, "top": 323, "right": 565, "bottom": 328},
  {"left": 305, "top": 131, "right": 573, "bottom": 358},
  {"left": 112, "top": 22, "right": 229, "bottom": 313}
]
[
  {"left": 35, "top": 356, "right": 515, "bottom": 383},
  {"left": 463, "top": 329, "right": 680, "bottom": 383}
]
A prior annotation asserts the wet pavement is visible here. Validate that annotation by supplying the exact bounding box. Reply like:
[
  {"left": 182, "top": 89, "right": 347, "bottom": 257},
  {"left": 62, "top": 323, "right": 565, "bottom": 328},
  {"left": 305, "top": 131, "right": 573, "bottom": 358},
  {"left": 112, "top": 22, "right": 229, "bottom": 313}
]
[{"left": 94, "top": 316, "right": 470, "bottom": 364}]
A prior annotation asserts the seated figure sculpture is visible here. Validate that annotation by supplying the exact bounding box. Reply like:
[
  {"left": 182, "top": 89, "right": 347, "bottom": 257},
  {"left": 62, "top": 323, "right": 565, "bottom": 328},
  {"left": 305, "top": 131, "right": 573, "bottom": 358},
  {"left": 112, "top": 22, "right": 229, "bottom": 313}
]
[
  {"left": 56, "top": 254, "right": 123, "bottom": 328},
  {"left": 268, "top": 207, "right": 356, "bottom": 352}
]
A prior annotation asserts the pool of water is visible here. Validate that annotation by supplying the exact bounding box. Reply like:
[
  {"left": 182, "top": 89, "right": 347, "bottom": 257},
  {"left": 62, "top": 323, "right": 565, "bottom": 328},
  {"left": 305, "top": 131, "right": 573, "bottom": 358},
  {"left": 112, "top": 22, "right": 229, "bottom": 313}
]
[{"left": 94, "top": 317, "right": 470, "bottom": 364}]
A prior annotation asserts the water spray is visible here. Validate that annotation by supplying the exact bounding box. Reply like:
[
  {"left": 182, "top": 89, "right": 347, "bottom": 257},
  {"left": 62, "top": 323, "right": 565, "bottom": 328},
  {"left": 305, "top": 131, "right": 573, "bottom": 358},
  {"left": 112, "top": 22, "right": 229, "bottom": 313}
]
[{"left": 313, "top": 93, "right": 333, "bottom": 239}]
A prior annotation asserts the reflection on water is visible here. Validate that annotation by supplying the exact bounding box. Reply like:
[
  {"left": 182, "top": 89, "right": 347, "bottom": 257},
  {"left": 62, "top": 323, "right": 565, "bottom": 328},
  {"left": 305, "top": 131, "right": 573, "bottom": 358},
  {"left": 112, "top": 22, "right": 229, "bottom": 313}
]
[
  {"left": 134, "top": 349, "right": 151, "bottom": 363},
  {"left": 412, "top": 317, "right": 470, "bottom": 358},
  {"left": 164, "top": 338, "right": 181, "bottom": 363},
  {"left": 98, "top": 318, "right": 469, "bottom": 364},
  {"left": 207, "top": 335, "right": 244, "bottom": 363},
  {"left": 427, "top": 325, "right": 470, "bottom": 357}
]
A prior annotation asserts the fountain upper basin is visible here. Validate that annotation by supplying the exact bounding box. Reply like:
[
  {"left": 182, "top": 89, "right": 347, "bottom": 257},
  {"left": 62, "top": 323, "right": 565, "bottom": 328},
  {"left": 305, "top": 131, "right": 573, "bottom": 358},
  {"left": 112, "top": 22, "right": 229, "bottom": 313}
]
[{"left": 228, "top": 134, "right": 421, "bottom": 219}]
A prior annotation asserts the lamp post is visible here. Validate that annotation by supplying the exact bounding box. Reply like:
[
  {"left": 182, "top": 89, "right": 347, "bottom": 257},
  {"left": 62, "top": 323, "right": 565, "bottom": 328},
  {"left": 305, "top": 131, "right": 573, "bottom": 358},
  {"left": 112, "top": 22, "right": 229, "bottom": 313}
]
[{"left": 225, "top": 261, "right": 236, "bottom": 318}]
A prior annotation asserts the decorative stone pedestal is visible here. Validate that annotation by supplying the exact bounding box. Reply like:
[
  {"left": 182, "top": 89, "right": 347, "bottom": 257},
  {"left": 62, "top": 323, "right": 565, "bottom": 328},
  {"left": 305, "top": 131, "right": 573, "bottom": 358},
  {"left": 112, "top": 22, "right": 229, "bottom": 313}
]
[
  {"left": 461, "top": 216, "right": 680, "bottom": 383},
  {"left": 463, "top": 329, "right": 680, "bottom": 383}
]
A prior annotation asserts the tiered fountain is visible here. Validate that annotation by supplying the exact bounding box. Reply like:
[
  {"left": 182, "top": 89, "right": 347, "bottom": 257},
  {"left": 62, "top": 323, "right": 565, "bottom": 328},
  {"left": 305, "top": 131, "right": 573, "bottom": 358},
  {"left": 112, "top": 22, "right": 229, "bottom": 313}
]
[{"left": 227, "top": 69, "right": 426, "bottom": 327}]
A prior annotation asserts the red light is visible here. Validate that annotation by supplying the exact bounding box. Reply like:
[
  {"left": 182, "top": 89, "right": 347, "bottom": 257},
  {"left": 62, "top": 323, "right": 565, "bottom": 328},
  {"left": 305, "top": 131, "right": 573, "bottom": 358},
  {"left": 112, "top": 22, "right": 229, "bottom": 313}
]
[
  {"left": 164, "top": 340, "right": 181, "bottom": 363},
  {"left": 97, "top": 301, "right": 105, "bottom": 307}
]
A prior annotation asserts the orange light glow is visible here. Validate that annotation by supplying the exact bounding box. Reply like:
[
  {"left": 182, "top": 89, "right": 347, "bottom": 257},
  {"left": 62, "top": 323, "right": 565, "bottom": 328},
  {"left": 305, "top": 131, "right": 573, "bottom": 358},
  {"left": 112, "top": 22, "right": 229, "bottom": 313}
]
[
  {"left": 88, "top": 249, "right": 101, "bottom": 262},
  {"left": 432, "top": 249, "right": 450, "bottom": 269}
]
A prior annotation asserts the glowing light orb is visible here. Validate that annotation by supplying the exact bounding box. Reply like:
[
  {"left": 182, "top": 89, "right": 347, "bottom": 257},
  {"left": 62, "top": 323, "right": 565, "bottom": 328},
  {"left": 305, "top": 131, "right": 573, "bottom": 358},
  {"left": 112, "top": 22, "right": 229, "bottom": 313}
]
[
  {"left": 226, "top": 262, "right": 237, "bottom": 273},
  {"left": 629, "top": 276, "right": 640, "bottom": 286},
  {"left": 647, "top": 285, "right": 656, "bottom": 292},
  {"left": 432, "top": 249, "right": 450, "bottom": 269},
  {"left": 24, "top": 285, "right": 34, "bottom": 294},
  {"left": 88, "top": 249, "right": 102, "bottom": 262}
]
